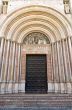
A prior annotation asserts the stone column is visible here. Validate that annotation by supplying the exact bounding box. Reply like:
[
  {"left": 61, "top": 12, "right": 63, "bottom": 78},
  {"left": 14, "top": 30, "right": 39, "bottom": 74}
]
[
  {"left": 54, "top": 42, "right": 61, "bottom": 93},
  {"left": 0, "top": 38, "right": 4, "bottom": 81},
  {"left": 11, "top": 42, "right": 16, "bottom": 93},
  {"left": 3, "top": 40, "right": 10, "bottom": 82},
  {"left": 13, "top": 43, "right": 18, "bottom": 93},
  {"left": 65, "top": 38, "right": 72, "bottom": 93},
  {"left": 13, "top": 43, "right": 21, "bottom": 93},
  {"left": 67, "top": 37, "right": 72, "bottom": 78},
  {"left": 66, "top": 38, "right": 71, "bottom": 81},
  {"left": 0, "top": 39, "right": 7, "bottom": 94},
  {"left": 50, "top": 43, "right": 55, "bottom": 93},
  {"left": 20, "top": 49, "right": 26, "bottom": 93},
  {"left": 1, "top": 39, "right": 7, "bottom": 81},
  {"left": 61, "top": 39, "right": 71, "bottom": 93},
  {"left": 3, "top": 40, "right": 10, "bottom": 93},
  {"left": 0, "top": 38, "right": 4, "bottom": 94},
  {"left": 7, "top": 41, "right": 13, "bottom": 93},
  {"left": 10, "top": 42, "right": 16, "bottom": 82},
  {"left": 7, "top": 41, "right": 12, "bottom": 82},
  {"left": 18, "top": 44, "right": 22, "bottom": 92},
  {"left": 67, "top": 37, "right": 72, "bottom": 93}
]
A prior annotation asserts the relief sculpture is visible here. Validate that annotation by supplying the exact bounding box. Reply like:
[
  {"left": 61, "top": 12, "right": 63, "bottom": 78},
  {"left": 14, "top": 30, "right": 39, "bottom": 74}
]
[{"left": 23, "top": 32, "right": 50, "bottom": 44}]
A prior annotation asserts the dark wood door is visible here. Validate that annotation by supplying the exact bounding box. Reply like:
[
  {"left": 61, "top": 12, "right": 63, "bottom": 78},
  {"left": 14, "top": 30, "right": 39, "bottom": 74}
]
[{"left": 25, "top": 54, "right": 48, "bottom": 94}]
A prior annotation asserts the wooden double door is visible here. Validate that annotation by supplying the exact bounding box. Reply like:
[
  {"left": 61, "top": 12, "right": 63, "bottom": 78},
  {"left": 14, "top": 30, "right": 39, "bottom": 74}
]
[{"left": 25, "top": 54, "right": 48, "bottom": 94}]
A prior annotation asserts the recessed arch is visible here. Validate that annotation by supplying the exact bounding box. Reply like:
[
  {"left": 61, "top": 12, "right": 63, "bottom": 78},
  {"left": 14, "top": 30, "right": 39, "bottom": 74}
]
[
  {"left": 19, "top": 28, "right": 55, "bottom": 43},
  {"left": 9, "top": 17, "right": 61, "bottom": 42},
  {"left": 0, "top": 5, "right": 72, "bottom": 43}
]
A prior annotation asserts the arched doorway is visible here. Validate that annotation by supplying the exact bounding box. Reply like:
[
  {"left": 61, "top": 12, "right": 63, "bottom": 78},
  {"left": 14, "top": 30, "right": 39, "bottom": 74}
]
[
  {"left": 0, "top": 6, "right": 72, "bottom": 94},
  {"left": 23, "top": 32, "right": 50, "bottom": 93}
]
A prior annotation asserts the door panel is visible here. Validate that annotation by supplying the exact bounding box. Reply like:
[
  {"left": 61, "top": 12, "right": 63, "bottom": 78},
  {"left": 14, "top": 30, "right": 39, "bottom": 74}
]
[{"left": 25, "top": 54, "right": 48, "bottom": 94}]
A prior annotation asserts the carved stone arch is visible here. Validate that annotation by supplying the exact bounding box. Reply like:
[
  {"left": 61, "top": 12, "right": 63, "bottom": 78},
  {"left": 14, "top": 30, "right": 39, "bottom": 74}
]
[{"left": 0, "top": 5, "right": 72, "bottom": 43}]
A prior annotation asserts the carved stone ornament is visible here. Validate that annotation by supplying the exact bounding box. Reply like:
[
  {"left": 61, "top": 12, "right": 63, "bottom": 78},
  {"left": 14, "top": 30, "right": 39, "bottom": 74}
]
[{"left": 23, "top": 32, "right": 50, "bottom": 45}]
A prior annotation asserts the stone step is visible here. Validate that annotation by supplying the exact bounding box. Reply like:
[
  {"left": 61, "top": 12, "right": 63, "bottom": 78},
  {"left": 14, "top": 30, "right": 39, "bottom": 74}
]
[
  {"left": 0, "top": 93, "right": 72, "bottom": 107},
  {"left": 0, "top": 108, "right": 71, "bottom": 110},
  {"left": 0, "top": 93, "right": 72, "bottom": 97}
]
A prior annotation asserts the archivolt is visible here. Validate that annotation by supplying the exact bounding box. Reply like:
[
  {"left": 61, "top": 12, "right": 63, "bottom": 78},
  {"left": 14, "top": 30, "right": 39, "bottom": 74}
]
[{"left": 0, "top": 5, "right": 72, "bottom": 43}]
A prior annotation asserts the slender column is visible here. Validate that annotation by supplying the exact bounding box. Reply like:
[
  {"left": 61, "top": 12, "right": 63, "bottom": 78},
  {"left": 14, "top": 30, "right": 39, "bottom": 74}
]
[
  {"left": 56, "top": 41, "right": 62, "bottom": 82},
  {"left": 13, "top": 43, "right": 18, "bottom": 82},
  {"left": 50, "top": 43, "right": 55, "bottom": 93},
  {"left": 65, "top": 38, "right": 71, "bottom": 82},
  {"left": 47, "top": 53, "right": 53, "bottom": 83},
  {"left": 3, "top": 40, "right": 10, "bottom": 93},
  {"left": 7, "top": 41, "right": 12, "bottom": 82},
  {"left": 51, "top": 43, "right": 55, "bottom": 82},
  {"left": 12, "top": 43, "right": 18, "bottom": 93},
  {"left": 11, "top": 42, "right": 16, "bottom": 93},
  {"left": 0, "top": 38, "right": 4, "bottom": 81},
  {"left": 61, "top": 39, "right": 68, "bottom": 93},
  {"left": 7, "top": 42, "right": 16, "bottom": 93},
  {"left": 66, "top": 36, "right": 72, "bottom": 93},
  {"left": 20, "top": 50, "right": 26, "bottom": 92},
  {"left": 54, "top": 42, "right": 60, "bottom": 82},
  {"left": 12, "top": 43, "right": 19, "bottom": 93},
  {"left": 50, "top": 46, "right": 54, "bottom": 83},
  {"left": 18, "top": 44, "right": 22, "bottom": 92},
  {"left": 10, "top": 42, "right": 16, "bottom": 82},
  {"left": 57, "top": 41, "right": 66, "bottom": 82},
  {"left": 67, "top": 37, "right": 72, "bottom": 93},
  {"left": 56, "top": 41, "right": 62, "bottom": 93},
  {"left": 21, "top": 51, "right": 26, "bottom": 81},
  {"left": 14, "top": 44, "right": 20, "bottom": 93},
  {"left": 54, "top": 42, "right": 62, "bottom": 93},
  {"left": 15, "top": 44, "right": 21, "bottom": 93},
  {"left": 15, "top": 45, "right": 19, "bottom": 83},
  {"left": 0, "top": 39, "right": 7, "bottom": 93},
  {"left": 15, "top": 44, "right": 20, "bottom": 82},
  {"left": 47, "top": 52, "right": 54, "bottom": 93},
  {"left": 0, "top": 38, "right": 4, "bottom": 93},
  {"left": 1, "top": 39, "right": 7, "bottom": 82},
  {"left": 61, "top": 39, "right": 70, "bottom": 93},
  {"left": 60, "top": 40, "right": 66, "bottom": 82},
  {"left": 3, "top": 40, "right": 10, "bottom": 82},
  {"left": 7, "top": 41, "right": 15, "bottom": 91},
  {"left": 62, "top": 39, "right": 69, "bottom": 82},
  {"left": 19, "top": 45, "right": 22, "bottom": 92},
  {"left": 67, "top": 37, "right": 72, "bottom": 82},
  {"left": 61, "top": 40, "right": 66, "bottom": 82},
  {"left": 18, "top": 44, "right": 21, "bottom": 82},
  {"left": 57, "top": 40, "right": 67, "bottom": 93}
]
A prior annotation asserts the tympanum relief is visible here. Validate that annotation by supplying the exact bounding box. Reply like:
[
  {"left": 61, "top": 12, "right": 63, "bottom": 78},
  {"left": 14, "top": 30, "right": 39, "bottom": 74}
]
[{"left": 23, "top": 32, "right": 50, "bottom": 45}]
